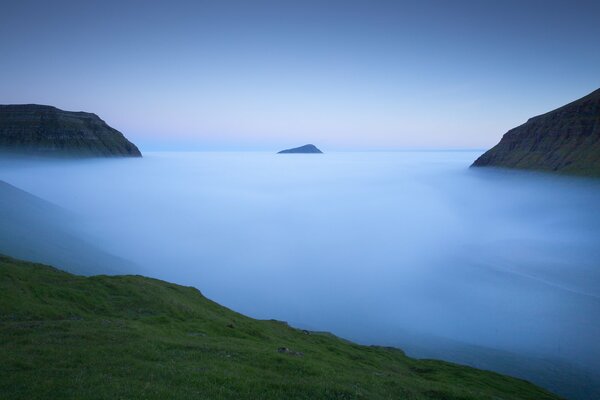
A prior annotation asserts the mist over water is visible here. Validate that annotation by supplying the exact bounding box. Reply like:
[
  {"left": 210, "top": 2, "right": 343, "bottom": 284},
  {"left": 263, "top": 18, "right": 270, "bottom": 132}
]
[{"left": 2, "top": 151, "right": 600, "bottom": 397}]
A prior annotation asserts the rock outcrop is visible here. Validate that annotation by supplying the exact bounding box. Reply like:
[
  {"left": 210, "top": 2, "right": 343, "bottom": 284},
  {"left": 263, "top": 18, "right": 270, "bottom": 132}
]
[
  {"left": 278, "top": 144, "right": 323, "bottom": 154},
  {"left": 472, "top": 88, "right": 600, "bottom": 176},
  {"left": 0, "top": 104, "right": 141, "bottom": 157}
]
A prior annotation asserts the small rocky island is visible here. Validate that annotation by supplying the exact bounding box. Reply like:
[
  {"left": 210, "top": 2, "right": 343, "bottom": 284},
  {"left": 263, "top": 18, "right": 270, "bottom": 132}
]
[
  {"left": 278, "top": 144, "right": 322, "bottom": 154},
  {"left": 0, "top": 104, "right": 141, "bottom": 157},
  {"left": 472, "top": 88, "right": 600, "bottom": 176}
]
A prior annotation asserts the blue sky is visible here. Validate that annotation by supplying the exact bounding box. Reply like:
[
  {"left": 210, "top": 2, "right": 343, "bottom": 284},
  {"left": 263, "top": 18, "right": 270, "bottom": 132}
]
[{"left": 1, "top": 0, "right": 599, "bottom": 150}]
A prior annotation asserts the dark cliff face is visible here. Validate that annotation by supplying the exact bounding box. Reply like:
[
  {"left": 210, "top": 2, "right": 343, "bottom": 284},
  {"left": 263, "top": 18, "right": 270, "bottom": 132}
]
[
  {"left": 472, "top": 88, "right": 600, "bottom": 176},
  {"left": 278, "top": 144, "right": 323, "bottom": 154},
  {"left": 0, "top": 104, "right": 141, "bottom": 157}
]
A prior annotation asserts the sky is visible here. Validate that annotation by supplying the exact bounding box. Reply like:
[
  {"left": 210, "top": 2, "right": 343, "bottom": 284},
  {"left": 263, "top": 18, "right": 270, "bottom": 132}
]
[{"left": 1, "top": 0, "right": 599, "bottom": 151}]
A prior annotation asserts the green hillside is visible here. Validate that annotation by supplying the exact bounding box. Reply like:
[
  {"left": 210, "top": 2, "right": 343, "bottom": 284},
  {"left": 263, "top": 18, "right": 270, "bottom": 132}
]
[
  {"left": 0, "top": 255, "right": 561, "bottom": 399},
  {"left": 472, "top": 88, "right": 600, "bottom": 176}
]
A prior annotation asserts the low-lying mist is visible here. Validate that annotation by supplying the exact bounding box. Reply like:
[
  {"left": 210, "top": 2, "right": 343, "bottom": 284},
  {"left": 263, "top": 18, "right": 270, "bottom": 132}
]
[{"left": 2, "top": 151, "right": 600, "bottom": 398}]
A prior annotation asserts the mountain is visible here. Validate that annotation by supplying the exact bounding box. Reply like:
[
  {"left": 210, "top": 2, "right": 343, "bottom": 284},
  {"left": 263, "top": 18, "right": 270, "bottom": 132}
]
[
  {"left": 472, "top": 88, "right": 600, "bottom": 176},
  {"left": 0, "top": 254, "right": 560, "bottom": 400},
  {"left": 278, "top": 144, "right": 323, "bottom": 154},
  {"left": 0, "top": 180, "right": 137, "bottom": 276},
  {"left": 0, "top": 104, "right": 141, "bottom": 157}
]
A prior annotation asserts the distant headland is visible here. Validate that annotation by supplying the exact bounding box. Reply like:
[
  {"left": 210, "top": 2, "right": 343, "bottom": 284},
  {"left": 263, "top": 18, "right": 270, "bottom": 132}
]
[
  {"left": 278, "top": 144, "right": 323, "bottom": 154},
  {"left": 0, "top": 104, "right": 141, "bottom": 157},
  {"left": 472, "top": 88, "right": 600, "bottom": 177}
]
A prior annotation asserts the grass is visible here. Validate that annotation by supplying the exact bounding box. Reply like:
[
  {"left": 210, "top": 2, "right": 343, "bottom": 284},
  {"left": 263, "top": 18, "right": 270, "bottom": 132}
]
[{"left": 0, "top": 254, "right": 561, "bottom": 399}]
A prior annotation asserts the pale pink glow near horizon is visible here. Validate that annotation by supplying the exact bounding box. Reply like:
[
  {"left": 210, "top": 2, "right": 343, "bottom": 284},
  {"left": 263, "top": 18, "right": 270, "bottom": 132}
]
[{"left": 1, "top": 1, "right": 599, "bottom": 151}]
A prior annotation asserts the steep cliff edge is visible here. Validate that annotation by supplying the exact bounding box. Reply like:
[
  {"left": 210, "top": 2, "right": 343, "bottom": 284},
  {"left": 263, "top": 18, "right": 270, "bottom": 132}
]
[
  {"left": 0, "top": 104, "right": 141, "bottom": 157},
  {"left": 472, "top": 88, "right": 600, "bottom": 176}
]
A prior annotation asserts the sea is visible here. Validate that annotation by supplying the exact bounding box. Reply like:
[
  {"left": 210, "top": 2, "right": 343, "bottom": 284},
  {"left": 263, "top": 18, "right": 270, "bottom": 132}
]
[{"left": 2, "top": 150, "right": 600, "bottom": 399}]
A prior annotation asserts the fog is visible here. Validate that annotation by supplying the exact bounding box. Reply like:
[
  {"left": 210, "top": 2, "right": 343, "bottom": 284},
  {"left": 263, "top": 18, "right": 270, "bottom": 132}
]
[{"left": 2, "top": 151, "right": 600, "bottom": 398}]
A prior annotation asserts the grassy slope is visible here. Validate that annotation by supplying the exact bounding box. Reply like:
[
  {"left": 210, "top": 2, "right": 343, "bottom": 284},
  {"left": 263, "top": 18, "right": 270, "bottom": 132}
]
[
  {"left": 0, "top": 255, "right": 561, "bottom": 400},
  {"left": 471, "top": 88, "right": 600, "bottom": 177}
]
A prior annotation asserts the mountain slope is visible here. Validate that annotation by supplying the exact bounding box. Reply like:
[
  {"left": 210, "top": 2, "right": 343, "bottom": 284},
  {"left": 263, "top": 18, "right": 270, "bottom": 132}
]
[
  {"left": 472, "top": 88, "right": 600, "bottom": 176},
  {"left": 0, "top": 180, "right": 137, "bottom": 275},
  {"left": 0, "top": 255, "right": 560, "bottom": 400},
  {"left": 0, "top": 104, "right": 141, "bottom": 157}
]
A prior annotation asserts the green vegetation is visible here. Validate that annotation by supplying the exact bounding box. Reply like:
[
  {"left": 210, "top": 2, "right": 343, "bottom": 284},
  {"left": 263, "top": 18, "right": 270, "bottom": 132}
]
[
  {"left": 0, "top": 255, "right": 560, "bottom": 399},
  {"left": 472, "top": 87, "right": 600, "bottom": 177},
  {"left": 0, "top": 104, "right": 141, "bottom": 157}
]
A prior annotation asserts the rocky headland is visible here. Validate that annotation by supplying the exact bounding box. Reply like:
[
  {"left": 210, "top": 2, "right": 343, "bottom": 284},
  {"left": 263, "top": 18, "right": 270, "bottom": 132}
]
[
  {"left": 0, "top": 104, "right": 141, "bottom": 157},
  {"left": 472, "top": 88, "right": 600, "bottom": 176}
]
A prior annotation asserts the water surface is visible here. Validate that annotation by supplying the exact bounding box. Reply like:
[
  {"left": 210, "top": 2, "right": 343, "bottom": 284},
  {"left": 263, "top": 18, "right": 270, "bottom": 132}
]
[{"left": 2, "top": 151, "right": 599, "bottom": 398}]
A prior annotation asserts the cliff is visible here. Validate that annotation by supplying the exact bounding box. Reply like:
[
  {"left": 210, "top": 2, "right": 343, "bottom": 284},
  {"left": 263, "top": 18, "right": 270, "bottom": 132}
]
[
  {"left": 0, "top": 104, "right": 141, "bottom": 157},
  {"left": 472, "top": 88, "right": 600, "bottom": 176}
]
